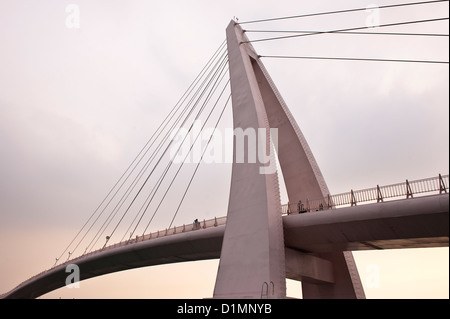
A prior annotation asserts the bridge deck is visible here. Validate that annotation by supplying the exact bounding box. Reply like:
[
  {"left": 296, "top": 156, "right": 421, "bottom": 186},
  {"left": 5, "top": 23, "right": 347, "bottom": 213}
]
[{"left": 1, "top": 193, "right": 448, "bottom": 299}]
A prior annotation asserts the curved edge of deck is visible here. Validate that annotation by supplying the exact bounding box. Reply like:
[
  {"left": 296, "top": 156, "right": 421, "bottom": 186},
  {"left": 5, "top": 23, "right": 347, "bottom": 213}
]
[
  {"left": 2, "top": 194, "right": 448, "bottom": 299},
  {"left": 2, "top": 226, "right": 225, "bottom": 299}
]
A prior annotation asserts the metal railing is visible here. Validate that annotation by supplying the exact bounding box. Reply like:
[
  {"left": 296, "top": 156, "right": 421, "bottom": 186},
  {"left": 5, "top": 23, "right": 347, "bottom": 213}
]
[
  {"left": 282, "top": 174, "right": 448, "bottom": 215},
  {"left": 80, "top": 216, "right": 228, "bottom": 260}
]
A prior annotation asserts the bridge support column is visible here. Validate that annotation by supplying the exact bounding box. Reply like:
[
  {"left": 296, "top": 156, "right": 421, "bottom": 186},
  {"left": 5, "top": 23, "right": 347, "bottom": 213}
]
[
  {"left": 285, "top": 249, "right": 365, "bottom": 298},
  {"left": 285, "top": 248, "right": 334, "bottom": 284},
  {"left": 301, "top": 252, "right": 366, "bottom": 299},
  {"left": 214, "top": 20, "right": 365, "bottom": 299},
  {"left": 213, "top": 20, "right": 286, "bottom": 299}
]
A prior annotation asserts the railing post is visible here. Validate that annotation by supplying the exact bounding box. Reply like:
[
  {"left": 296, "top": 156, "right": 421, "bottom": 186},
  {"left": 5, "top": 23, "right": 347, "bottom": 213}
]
[
  {"left": 406, "top": 179, "right": 413, "bottom": 198},
  {"left": 439, "top": 174, "right": 447, "bottom": 194},
  {"left": 327, "top": 194, "right": 332, "bottom": 209},
  {"left": 377, "top": 185, "right": 383, "bottom": 203},
  {"left": 350, "top": 190, "right": 357, "bottom": 206}
]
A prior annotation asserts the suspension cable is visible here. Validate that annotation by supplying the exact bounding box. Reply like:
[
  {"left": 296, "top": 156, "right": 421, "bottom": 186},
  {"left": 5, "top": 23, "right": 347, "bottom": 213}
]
[
  {"left": 244, "top": 30, "right": 449, "bottom": 37},
  {"left": 259, "top": 55, "right": 449, "bottom": 64},
  {"left": 238, "top": 0, "right": 449, "bottom": 24},
  {"left": 126, "top": 56, "right": 230, "bottom": 240},
  {"left": 119, "top": 53, "right": 230, "bottom": 243},
  {"left": 85, "top": 46, "right": 229, "bottom": 253},
  {"left": 89, "top": 50, "right": 229, "bottom": 251},
  {"left": 135, "top": 61, "right": 230, "bottom": 237},
  {"left": 242, "top": 17, "right": 449, "bottom": 43},
  {"left": 101, "top": 52, "right": 230, "bottom": 248},
  {"left": 167, "top": 93, "right": 232, "bottom": 229},
  {"left": 56, "top": 40, "right": 228, "bottom": 261},
  {"left": 141, "top": 76, "right": 230, "bottom": 236}
]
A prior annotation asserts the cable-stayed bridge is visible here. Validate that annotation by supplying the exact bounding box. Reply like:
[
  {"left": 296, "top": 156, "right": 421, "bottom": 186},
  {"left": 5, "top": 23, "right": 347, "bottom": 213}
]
[
  {"left": 1, "top": 1, "right": 449, "bottom": 299},
  {"left": 2, "top": 175, "right": 448, "bottom": 299}
]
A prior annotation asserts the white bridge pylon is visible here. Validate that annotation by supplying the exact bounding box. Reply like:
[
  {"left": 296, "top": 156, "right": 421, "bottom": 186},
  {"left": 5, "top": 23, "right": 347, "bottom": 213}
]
[{"left": 213, "top": 20, "right": 365, "bottom": 299}]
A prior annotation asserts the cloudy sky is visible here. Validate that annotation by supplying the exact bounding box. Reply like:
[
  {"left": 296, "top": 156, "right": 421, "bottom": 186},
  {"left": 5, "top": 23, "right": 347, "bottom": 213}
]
[{"left": 0, "top": 0, "right": 448, "bottom": 299}]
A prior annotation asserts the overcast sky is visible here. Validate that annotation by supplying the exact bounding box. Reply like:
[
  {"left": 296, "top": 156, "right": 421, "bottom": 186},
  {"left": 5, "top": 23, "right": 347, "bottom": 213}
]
[{"left": 0, "top": 0, "right": 448, "bottom": 299}]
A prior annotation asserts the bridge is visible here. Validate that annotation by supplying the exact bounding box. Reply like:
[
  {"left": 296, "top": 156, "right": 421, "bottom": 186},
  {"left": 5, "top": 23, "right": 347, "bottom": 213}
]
[
  {"left": 1, "top": 2, "right": 449, "bottom": 299},
  {"left": 1, "top": 175, "right": 448, "bottom": 299}
]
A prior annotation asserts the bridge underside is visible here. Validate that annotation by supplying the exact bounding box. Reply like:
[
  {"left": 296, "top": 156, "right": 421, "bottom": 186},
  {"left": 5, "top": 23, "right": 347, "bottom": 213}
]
[
  {"left": 2, "top": 194, "right": 448, "bottom": 299},
  {"left": 283, "top": 194, "right": 449, "bottom": 252}
]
